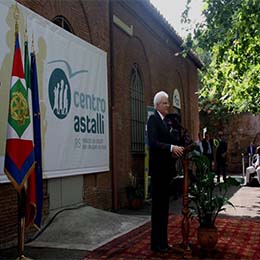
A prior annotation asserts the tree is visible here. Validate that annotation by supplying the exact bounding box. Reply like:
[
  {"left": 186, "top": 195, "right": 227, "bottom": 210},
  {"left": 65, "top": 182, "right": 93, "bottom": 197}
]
[{"left": 183, "top": 0, "right": 260, "bottom": 116}]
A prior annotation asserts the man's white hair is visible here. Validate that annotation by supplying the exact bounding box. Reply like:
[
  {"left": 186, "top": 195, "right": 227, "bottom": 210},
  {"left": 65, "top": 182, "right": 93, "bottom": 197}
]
[{"left": 153, "top": 91, "right": 168, "bottom": 109}]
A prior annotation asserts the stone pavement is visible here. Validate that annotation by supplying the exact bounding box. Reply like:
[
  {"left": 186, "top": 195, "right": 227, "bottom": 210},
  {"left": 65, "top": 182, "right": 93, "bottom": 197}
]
[
  {"left": 221, "top": 185, "right": 260, "bottom": 218},
  {"left": 0, "top": 178, "right": 260, "bottom": 260}
]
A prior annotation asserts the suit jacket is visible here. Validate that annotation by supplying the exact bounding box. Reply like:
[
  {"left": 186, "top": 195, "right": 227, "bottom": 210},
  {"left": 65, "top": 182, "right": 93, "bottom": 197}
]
[
  {"left": 247, "top": 145, "right": 256, "bottom": 155},
  {"left": 216, "top": 138, "right": 227, "bottom": 161},
  {"left": 202, "top": 139, "right": 212, "bottom": 157},
  {"left": 147, "top": 111, "right": 176, "bottom": 177}
]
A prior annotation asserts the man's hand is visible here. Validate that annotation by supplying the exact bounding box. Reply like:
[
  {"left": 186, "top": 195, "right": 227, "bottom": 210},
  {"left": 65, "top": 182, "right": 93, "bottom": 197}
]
[{"left": 172, "top": 145, "right": 184, "bottom": 158}]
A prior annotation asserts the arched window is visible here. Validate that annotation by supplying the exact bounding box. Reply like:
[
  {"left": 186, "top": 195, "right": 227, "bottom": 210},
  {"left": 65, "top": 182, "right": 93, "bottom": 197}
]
[
  {"left": 130, "top": 64, "right": 145, "bottom": 153},
  {"left": 52, "top": 15, "right": 74, "bottom": 33}
]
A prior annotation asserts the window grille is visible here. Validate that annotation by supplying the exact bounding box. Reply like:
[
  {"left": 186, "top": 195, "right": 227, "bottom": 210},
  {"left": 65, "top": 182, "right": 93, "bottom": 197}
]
[
  {"left": 130, "top": 64, "right": 145, "bottom": 153},
  {"left": 52, "top": 16, "right": 74, "bottom": 33}
]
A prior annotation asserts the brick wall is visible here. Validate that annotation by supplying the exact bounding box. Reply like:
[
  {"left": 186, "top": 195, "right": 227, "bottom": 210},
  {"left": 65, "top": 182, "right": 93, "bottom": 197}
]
[
  {"left": 83, "top": 172, "right": 112, "bottom": 210},
  {"left": 0, "top": 184, "right": 17, "bottom": 249},
  {"left": 226, "top": 114, "right": 260, "bottom": 174},
  {"left": 111, "top": 1, "right": 200, "bottom": 207},
  {"left": 200, "top": 113, "right": 260, "bottom": 175},
  {"left": 0, "top": 181, "right": 48, "bottom": 249}
]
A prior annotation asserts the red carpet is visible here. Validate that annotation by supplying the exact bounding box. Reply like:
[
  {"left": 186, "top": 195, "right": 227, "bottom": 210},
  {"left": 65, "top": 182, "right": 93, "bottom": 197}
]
[{"left": 83, "top": 215, "right": 260, "bottom": 260}]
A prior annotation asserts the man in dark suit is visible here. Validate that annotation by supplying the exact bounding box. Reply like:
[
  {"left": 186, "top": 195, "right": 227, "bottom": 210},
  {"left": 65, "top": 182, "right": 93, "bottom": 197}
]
[
  {"left": 147, "top": 91, "right": 184, "bottom": 253},
  {"left": 202, "top": 132, "right": 213, "bottom": 170},
  {"left": 247, "top": 142, "right": 256, "bottom": 156},
  {"left": 216, "top": 130, "right": 228, "bottom": 182}
]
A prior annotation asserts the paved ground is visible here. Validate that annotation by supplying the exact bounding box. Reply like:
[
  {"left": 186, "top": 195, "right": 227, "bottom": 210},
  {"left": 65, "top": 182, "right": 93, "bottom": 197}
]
[
  {"left": 222, "top": 185, "right": 260, "bottom": 218},
  {"left": 0, "top": 176, "right": 260, "bottom": 260},
  {"left": 27, "top": 205, "right": 150, "bottom": 251}
]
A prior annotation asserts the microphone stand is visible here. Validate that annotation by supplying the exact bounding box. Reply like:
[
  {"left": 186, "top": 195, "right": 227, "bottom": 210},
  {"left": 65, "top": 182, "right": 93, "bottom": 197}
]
[
  {"left": 172, "top": 142, "right": 196, "bottom": 257},
  {"left": 165, "top": 116, "right": 196, "bottom": 255},
  {"left": 181, "top": 143, "right": 197, "bottom": 256},
  {"left": 181, "top": 156, "right": 192, "bottom": 259}
]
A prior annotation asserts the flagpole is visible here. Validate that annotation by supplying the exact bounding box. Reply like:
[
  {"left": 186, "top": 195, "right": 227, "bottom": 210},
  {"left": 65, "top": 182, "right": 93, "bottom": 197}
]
[
  {"left": 13, "top": 4, "right": 33, "bottom": 260},
  {"left": 31, "top": 37, "right": 43, "bottom": 230},
  {"left": 14, "top": 5, "right": 25, "bottom": 259},
  {"left": 17, "top": 190, "right": 29, "bottom": 260}
]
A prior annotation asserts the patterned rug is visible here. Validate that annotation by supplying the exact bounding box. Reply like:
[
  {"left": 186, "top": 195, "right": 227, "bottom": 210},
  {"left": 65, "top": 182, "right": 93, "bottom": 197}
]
[{"left": 83, "top": 215, "right": 260, "bottom": 260}]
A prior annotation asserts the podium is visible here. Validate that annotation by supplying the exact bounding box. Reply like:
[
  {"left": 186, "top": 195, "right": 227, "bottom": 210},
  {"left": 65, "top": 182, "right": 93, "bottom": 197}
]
[{"left": 171, "top": 144, "right": 196, "bottom": 257}]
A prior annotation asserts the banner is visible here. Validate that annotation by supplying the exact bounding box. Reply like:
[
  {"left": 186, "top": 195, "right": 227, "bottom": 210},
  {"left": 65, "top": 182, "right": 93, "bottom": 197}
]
[
  {"left": 0, "top": 0, "right": 109, "bottom": 182},
  {"left": 4, "top": 30, "right": 35, "bottom": 192}
]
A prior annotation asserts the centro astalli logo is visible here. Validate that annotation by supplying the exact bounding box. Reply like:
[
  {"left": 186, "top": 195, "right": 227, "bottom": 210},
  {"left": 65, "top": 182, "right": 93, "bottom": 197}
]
[
  {"left": 48, "top": 68, "right": 71, "bottom": 119},
  {"left": 48, "top": 60, "right": 88, "bottom": 119}
]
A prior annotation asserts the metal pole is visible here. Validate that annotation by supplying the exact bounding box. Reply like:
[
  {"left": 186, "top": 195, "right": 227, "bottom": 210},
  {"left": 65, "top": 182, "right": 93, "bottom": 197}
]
[
  {"left": 181, "top": 158, "right": 190, "bottom": 251},
  {"left": 17, "top": 190, "right": 33, "bottom": 260},
  {"left": 242, "top": 153, "right": 245, "bottom": 178},
  {"left": 17, "top": 191, "right": 25, "bottom": 260},
  {"left": 248, "top": 154, "right": 252, "bottom": 167},
  {"left": 17, "top": 217, "right": 26, "bottom": 260},
  {"left": 241, "top": 153, "right": 247, "bottom": 186}
]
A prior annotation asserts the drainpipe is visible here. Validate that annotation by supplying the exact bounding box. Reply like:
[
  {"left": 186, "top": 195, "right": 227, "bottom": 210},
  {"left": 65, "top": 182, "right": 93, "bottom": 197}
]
[{"left": 109, "top": 0, "right": 118, "bottom": 211}]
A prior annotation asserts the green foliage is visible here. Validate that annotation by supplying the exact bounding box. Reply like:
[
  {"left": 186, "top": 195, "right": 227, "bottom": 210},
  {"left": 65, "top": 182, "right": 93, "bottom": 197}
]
[
  {"left": 189, "top": 154, "right": 240, "bottom": 228},
  {"left": 126, "top": 185, "right": 143, "bottom": 200},
  {"left": 126, "top": 172, "right": 144, "bottom": 200},
  {"left": 183, "top": 0, "right": 260, "bottom": 116}
]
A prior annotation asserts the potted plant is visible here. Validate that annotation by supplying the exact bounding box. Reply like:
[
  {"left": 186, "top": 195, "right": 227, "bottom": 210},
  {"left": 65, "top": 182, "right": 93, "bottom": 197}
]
[
  {"left": 189, "top": 154, "right": 240, "bottom": 250},
  {"left": 126, "top": 172, "right": 144, "bottom": 209}
]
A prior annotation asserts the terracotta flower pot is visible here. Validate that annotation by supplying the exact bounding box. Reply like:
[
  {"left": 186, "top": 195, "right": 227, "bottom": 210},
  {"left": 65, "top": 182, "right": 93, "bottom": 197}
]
[
  {"left": 129, "top": 198, "right": 143, "bottom": 209},
  {"left": 197, "top": 226, "right": 218, "bottom": 250}
]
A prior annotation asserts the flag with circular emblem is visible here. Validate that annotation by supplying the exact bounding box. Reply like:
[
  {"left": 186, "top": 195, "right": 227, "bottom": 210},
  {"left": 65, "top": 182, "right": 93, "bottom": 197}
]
[{"left": 4, "top": 32, "right": 35, "bottom": 193}]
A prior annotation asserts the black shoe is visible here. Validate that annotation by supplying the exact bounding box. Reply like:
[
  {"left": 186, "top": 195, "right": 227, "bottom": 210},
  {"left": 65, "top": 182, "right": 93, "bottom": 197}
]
[{"left": 151, "top": 245, "right": 169, "bottom": 253}]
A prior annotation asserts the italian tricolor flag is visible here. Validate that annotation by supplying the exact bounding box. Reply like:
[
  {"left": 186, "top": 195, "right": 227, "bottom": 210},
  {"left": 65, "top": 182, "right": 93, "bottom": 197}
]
[{"left": 4, "top": 32, "right": 35, "bottom": 193}]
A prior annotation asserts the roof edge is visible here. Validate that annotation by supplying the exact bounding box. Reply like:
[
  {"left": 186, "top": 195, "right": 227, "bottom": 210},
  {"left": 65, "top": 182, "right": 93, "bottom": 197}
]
[{"left": 139, "top": 0, "right": 204, "bottom": 69}]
